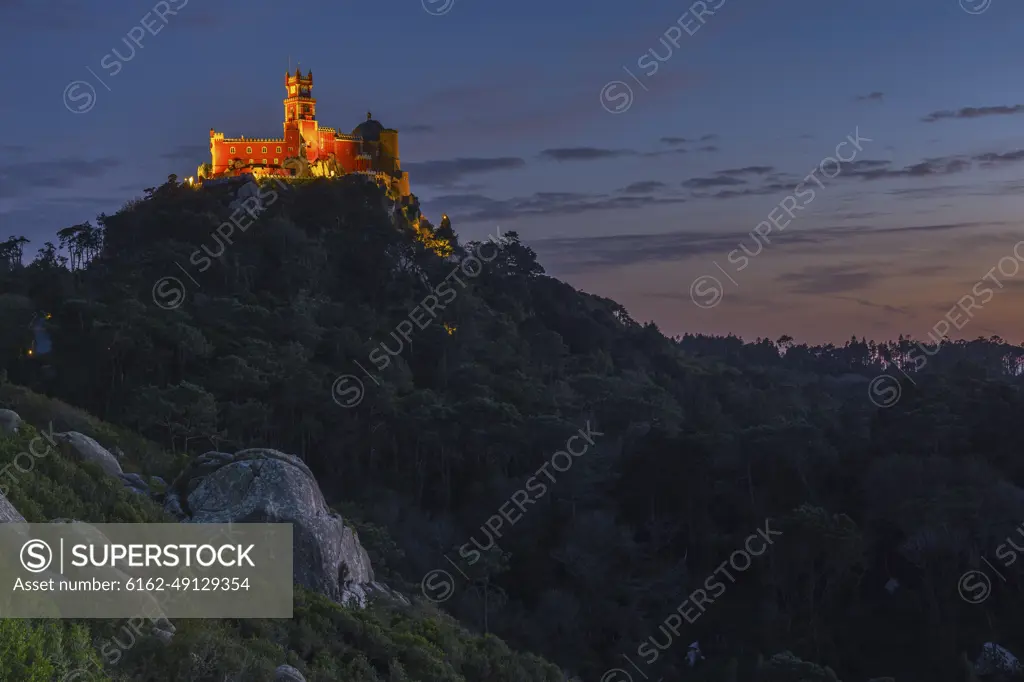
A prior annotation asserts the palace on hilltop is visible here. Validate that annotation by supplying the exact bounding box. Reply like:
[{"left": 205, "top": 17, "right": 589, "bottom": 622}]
[{"left": 198, "top": 68, "right": 411, "bottom": 199}]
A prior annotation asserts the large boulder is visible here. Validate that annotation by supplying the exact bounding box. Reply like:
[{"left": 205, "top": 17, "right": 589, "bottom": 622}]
[
  {"left": 164, "top": 449, "right": 379, "bottom": 606},
  {"left": 0, "top": 409, "right": 22, "bottom": 435},
  {"left": 119, "top": 472, "right": 151, "bottom": 496},
  {"left": 0, "top": 494, "right": 24, "bottom": 523},
  {"left": 54, "top": 432, "right": 123, "bottom": 477},
  {"left": 275, "top": 664, "right": 306, "bottom": 681},
  {"left": 976, "top": 642, "right": 1023, "bottom": 676}
]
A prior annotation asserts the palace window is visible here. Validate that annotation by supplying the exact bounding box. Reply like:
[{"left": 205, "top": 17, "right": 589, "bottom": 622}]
[
  {"left": 288, "top": 147, "right": 294, "bottom": 152},
  {"left": 274, "top": 158, "right": 279, "bottom": 164},
  {"left": 230, "top": 146, "right": 235, "bottom": 154},
  {"left": 246, "top": 146, "right": 252, "bottom": 154},
  {"left": 249, "top": 159, "right": 253, "bottom": 164},
  {"left": 277, "top": 146, "right": 282, "bottom": 153},
  {"left": 262, "top": 146, "right": 267, "bottom": 153},
  {"left": 262, "top": 159, "right": 267, "bottom": 165}
]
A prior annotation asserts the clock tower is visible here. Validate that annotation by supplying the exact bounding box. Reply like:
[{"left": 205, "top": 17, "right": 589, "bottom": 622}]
[{"left": 284, "top": 68, "right": 318, "bottom": 161}]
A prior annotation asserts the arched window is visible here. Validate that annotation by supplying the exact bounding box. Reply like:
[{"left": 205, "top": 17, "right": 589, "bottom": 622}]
[
  {"left": 262, "top": 146, "right": 267, "bottom": 153},
  {"left": 246, "top": 146, "right": 252, "bottom": 154},
  {"left": 277, "top": 146, "right": 282, "bottom": 153},
  {"left": 229, "top": 146, "right": 236, "bottom": 154}
]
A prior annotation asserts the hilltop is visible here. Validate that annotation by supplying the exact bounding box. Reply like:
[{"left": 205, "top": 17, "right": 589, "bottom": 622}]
[{"left": 3, "top": 173, "right": 1024, "bottom": 680}]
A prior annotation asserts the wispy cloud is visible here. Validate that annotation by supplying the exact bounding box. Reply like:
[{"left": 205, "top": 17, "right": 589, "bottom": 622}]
[
  {"left": 423, "top": 190, "right": 686, "bottom": 223},
  {"left": 831, "top": 295, "right": 908, "bottom": 315},
  {"left": 539, "top": 145, "right": 692, "bottom": 161},
  {"left": 525, "top": 221, "right": 1009, "bottom": 274},
  {"left": 718, "top": 166, "right": 775, "bottom": 177},
  {"left": 974, "top": 150, "right": 1024, "bottom": 167},
  {"left": 538, "top": 148, "right": 637, "bottom": 162},
  {"left": 621, "top": 181, "right": 668, "bottom": 194},
  {"left": 682, "top": 175, "right": 747, "bottom": 189},
  {"left": 0, "top": 157, "right": 121, "bottom": 199},
  {"left": 845, "top": 150, "right": 1024, "bottom": 181},
  {"left": 403, "top": 156, "right": 526, "bottom": 188},
  {"left": 921, "top": 104, "right": 1024, "bottom": 123},
  {"left": 698, "top": 183, "right": 793, "bottom": 200},
  {"left": 856, "top": 91, "right": 885, "bottom": 102},
  {"left": 642, "top": 148, "right": 688, "bottom": 158},
  {"left": 681, "top": 166, "right": 776, "bottom": 193},
  {"left": 777, "top": 265, "right": 878, "bottom": 295}
]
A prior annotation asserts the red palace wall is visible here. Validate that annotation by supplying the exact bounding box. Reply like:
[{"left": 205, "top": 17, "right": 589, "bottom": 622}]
[
  {"left": 209, "top": 133, "right": 369, "bottom": 175},
  {"left": 323, "top": 137, "right": 363, "bottom": 171},
  {"left": 210, "top": 137, "right": 295, "bottom": 174}
]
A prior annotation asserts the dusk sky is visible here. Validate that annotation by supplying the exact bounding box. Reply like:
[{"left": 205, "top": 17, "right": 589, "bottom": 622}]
[{"left": 3, "top": 0, "right": 1024, "bottom": 344}]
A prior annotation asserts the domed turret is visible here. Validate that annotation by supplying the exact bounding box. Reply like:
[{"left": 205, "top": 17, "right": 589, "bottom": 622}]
[{"left": 353, "top": 111, "right": 384, "bottom": 141}]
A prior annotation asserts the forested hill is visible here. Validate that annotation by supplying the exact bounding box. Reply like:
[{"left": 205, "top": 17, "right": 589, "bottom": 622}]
[{"left": 3, "top": 174, "right": 1024, "bottom": 681}]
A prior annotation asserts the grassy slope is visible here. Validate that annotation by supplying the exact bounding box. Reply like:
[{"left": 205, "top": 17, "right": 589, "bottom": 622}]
[{"left": 0, "top": 383, "right": 563, "bottom": 682}]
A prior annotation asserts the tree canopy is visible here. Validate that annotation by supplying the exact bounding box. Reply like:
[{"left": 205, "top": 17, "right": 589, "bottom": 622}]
[{"left": 2, "top": 174, "right": 1023, "bottom": 680}]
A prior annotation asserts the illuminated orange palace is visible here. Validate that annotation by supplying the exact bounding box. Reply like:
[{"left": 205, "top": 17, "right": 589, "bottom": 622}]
[{"left": 199, "top": 68, "right": 411, "bottom": 198}]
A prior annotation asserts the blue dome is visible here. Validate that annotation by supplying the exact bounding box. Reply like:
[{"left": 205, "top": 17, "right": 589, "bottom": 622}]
[{"left": 352, "top": 113, "right": 384, "bottom": 141}]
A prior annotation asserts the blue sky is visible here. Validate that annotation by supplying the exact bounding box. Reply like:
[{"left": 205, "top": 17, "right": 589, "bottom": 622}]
[{"left": 3, "top": 0, "right": 1024, "bottom": 343}]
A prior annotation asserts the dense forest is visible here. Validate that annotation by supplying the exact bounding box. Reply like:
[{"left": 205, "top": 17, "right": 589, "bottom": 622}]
[{"left": 3, "top": 173, "right": 1024, "bottom": 681}]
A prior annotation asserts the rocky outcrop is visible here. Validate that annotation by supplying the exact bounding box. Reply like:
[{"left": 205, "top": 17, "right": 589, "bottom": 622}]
[
  {"left": 118, "top": 472, "right": 166, "bottom": 498},
  {"left": 0, "top": 493, "right": 24, "bottom": 523},
  {"left": 275, "top": 664, "right": 307, "bottom": 681},
  {"left": 151, "top": 627, "right": 174, "bottom": 645},
  {"left": 0, "top": 414, "right": 123, "bottom": 481},
  {"left": 54, "top": 431, "right": 123, "bottom": 477},
  {"left": 120, "top": 473, "right": 150, "bottom": 495},
  {"left": 0, "top": 409, "right": 22, "bottom": 434},
  {"left": 975, "top": 642, "right": 1023, "bottom": 676},
  {"left": 757, "top": 651, "right": 841, "bottom": 681},
  {"left": 164, "top": 449, "right": 386, "bottom": 606},
  {"left": 228, "top": 181, "right": 261, "bottom": 213}
]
